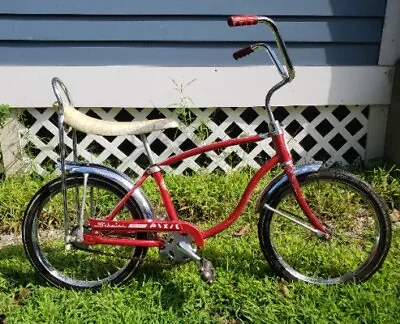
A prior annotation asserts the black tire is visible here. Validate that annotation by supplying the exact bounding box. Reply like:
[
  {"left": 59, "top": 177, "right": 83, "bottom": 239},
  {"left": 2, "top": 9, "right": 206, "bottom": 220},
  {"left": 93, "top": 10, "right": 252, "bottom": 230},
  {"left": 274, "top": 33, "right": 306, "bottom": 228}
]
[
  {"left": 258, "top": 169, "right": 391, "bottom": 284},
  {"left": 22, "top": 174, "right": 148, "bottom": 290}
]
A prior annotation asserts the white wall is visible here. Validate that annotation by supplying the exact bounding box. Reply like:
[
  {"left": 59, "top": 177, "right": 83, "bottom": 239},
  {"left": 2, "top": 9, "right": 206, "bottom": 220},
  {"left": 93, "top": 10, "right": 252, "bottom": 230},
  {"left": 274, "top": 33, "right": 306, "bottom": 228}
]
[{"left": 0, "top": 66, "right": 394, "bottom": 108}]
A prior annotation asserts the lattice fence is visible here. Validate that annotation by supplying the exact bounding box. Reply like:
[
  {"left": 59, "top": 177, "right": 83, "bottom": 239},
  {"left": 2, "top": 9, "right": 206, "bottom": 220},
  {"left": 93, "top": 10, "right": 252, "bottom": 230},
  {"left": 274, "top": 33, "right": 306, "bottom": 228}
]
[{"left": 21, "top": 105, "right": 369, "bottom": 175}]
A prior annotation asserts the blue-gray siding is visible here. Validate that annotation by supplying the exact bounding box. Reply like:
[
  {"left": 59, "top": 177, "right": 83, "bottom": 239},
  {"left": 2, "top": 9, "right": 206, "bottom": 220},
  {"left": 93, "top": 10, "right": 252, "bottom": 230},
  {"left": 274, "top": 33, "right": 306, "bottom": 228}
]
[{"left": 0, "top": 0, "right": 387, "bottom": 66}]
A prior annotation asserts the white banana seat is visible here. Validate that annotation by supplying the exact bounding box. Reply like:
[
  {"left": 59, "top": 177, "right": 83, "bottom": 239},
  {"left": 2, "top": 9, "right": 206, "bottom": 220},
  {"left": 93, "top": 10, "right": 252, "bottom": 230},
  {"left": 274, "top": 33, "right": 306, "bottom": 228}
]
[{"left": 62, "top": 103, "right": 179, "bottom": 136}]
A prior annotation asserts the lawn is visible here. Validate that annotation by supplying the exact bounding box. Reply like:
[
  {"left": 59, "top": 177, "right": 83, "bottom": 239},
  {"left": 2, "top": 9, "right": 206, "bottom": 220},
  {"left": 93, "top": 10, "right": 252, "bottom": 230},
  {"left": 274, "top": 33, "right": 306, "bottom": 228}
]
[{"left": 0, "top": 166, "right": 400, "bottom": 323}]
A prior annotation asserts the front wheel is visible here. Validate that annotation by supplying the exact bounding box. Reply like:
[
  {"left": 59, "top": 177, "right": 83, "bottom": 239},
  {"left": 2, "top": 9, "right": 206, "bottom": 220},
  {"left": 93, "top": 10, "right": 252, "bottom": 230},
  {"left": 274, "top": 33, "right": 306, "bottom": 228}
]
[
  {"left": 258, "top": 169, "right": 391, "bottom": 284},
  {"left": 22, "top": 174, "right": 148, "bottom": 290}
]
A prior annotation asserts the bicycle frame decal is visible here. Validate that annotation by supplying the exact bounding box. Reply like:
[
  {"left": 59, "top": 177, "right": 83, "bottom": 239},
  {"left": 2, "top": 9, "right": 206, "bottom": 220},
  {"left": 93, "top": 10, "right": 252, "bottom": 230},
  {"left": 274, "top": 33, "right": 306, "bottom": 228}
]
[{"left": 86, "top": 219, "right": 205, "bottom": 247}]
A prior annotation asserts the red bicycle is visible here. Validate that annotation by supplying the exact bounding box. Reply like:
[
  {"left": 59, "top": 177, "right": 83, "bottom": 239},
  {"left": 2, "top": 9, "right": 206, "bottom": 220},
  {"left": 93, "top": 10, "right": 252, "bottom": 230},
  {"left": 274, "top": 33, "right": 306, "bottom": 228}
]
[{"left": 22, "top": 16, "right": 391, "bottom": 290}]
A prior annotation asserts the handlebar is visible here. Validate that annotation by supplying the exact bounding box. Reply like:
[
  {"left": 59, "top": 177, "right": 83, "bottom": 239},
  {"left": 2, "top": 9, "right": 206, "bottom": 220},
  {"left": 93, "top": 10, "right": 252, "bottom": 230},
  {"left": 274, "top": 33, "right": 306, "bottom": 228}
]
[
  {"left": 233, "top": 45, "right": 255, "bottom": 60},
  {"left": 228, "top": 15, "right": 295, "bottom": 82},
  {"left": 228, "top": 16, "right": 258, "bottom": 27}
]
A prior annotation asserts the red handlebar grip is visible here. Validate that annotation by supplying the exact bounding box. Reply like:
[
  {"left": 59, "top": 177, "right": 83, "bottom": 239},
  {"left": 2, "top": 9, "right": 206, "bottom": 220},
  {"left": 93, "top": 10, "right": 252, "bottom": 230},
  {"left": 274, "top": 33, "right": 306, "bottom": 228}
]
[
  {"left": 233, "top": 46, "right": 254, "bottom": 60},
  {"left": 228, "top": 16, "right": 259, "bottom": 27}
]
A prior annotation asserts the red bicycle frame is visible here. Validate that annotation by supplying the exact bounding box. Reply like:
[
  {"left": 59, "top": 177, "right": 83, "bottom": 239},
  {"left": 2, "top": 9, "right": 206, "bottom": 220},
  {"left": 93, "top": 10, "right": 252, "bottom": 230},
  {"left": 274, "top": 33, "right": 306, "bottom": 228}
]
[
  {"left": 80, "top": 15, "right": 331, "bottom": 249},
  {"left": 84, "top": 132, "right": 328, "bottom": 249}
]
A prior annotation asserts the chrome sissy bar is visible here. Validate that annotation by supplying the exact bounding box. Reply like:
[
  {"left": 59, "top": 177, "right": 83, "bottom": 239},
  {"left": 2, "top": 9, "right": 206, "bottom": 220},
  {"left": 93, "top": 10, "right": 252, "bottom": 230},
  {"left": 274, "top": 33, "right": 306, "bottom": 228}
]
[{"left": 51, "top": 77, "right": 81, "bottom": 248}]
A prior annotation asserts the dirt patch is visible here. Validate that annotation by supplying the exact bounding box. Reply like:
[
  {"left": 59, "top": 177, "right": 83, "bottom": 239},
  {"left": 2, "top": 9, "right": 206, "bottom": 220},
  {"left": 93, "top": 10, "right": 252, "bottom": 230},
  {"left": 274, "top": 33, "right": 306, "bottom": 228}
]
[
  {"left": 0, "top": 233, "right": 21, "bottom": 249},
  {"left": 0, "top": 230, "right": 63, "bottom": 249},
  {"left": 391, "top": 209, "right": 400, "bottom": 229}
]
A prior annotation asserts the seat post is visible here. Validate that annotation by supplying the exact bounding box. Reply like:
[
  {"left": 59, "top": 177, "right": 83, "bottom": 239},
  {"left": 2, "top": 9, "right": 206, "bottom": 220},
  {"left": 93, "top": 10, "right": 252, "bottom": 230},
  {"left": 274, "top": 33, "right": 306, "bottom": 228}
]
[{"left": 140, "top": 134, "right": 156, "bottom": 165}]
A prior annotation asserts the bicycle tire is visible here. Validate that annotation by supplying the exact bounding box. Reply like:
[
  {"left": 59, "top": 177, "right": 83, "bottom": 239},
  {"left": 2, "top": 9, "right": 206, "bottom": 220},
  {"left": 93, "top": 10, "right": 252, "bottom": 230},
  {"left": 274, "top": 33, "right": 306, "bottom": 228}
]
[
  {"left": 258, "top": 168, "right": 391, "bottom": 284},
  {"left": 22, "top": 173, "right": 148, "bottom": 290}
]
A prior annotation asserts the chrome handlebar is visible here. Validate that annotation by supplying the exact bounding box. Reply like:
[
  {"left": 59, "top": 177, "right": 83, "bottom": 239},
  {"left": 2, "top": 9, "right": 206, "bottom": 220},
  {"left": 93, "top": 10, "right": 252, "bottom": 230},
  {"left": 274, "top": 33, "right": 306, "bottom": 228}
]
[
  {"left": 228, "top": 16, "right": 295, "bottom": 82},
  {"left": 228, "top": 15, "right": 295, "bottom": 131}
]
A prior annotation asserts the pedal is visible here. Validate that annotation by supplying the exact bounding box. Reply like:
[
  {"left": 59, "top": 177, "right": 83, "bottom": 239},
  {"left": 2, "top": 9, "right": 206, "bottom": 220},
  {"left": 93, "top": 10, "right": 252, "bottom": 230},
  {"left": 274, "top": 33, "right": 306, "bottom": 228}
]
[
  {"left": 199, "top": 258, "right": 215, "bottom": 284},
  {"left": 176, "top": 241, "right": 215, "bottom": 284}
]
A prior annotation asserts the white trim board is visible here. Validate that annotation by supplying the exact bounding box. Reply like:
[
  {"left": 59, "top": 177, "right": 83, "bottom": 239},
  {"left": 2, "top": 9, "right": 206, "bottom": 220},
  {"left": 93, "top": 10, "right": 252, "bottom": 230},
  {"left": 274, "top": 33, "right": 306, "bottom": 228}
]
[
  {"left": 379, "top": 0, "right": 400, "bottom": 65},
  {"left": 0, "top": 66, "right": 394, "bottom": 108}
]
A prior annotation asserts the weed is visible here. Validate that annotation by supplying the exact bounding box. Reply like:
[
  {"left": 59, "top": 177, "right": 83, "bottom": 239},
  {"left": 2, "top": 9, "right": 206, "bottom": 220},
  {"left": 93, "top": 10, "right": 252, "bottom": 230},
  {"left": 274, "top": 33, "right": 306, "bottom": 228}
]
[
  {"left": 168, "top": 79, "right": 211, "bottom": 143},
  {"left": 363, "top": 164, "right": 400, "bottom": 209},
  {"left": 0, "top": 104, "right": 11, "bottom": 128}
]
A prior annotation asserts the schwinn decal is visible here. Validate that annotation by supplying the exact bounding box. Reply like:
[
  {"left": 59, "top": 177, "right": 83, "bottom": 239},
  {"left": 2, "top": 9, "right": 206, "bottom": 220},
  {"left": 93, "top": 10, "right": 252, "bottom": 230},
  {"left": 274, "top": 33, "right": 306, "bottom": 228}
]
[{"left": 95, "top": 222, "right": 180, "bottom": 230}]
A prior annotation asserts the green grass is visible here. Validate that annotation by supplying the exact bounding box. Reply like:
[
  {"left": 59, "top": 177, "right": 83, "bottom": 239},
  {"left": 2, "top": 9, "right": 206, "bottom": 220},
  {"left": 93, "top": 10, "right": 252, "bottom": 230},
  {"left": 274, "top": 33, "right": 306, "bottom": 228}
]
[{"left": 1, "top": 166, "right": 400, "bottom": 323}]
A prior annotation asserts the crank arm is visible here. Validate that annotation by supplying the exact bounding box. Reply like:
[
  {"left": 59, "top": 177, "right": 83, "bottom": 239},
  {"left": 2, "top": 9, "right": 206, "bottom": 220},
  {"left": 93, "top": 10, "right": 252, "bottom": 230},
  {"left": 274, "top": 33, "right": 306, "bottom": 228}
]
[{"left": 263, "top": 203, "right": 329, "bottom": 239}]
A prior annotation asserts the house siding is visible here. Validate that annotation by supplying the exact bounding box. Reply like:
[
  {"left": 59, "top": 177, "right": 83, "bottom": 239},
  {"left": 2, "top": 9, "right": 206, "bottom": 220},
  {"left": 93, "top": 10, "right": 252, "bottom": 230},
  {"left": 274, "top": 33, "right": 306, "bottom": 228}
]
[{"left": 0, "top": 0, "right": 387, "bottom": 66}]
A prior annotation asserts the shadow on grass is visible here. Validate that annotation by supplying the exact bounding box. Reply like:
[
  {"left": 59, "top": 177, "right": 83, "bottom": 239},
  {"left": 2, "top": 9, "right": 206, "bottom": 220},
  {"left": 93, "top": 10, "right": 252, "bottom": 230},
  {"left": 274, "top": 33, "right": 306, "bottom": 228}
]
[
  {"left": 135, "top": 260, "right": 188, "bottom": 312},
  {"left": 0, "top": 244, "right": 46, "bottom": 288},
  {"left": 0, "top": 241, "right": 277, "bottom": 308},
  {"left": 201, "top": 246, "right": 276, "bottom": 280}
]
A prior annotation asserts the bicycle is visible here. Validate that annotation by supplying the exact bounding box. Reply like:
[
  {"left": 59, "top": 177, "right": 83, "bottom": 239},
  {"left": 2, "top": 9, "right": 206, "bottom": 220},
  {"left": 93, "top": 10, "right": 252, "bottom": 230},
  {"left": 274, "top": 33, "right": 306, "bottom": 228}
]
[{"left": 22, "top": 16, "right": 391, "bottom": 290}]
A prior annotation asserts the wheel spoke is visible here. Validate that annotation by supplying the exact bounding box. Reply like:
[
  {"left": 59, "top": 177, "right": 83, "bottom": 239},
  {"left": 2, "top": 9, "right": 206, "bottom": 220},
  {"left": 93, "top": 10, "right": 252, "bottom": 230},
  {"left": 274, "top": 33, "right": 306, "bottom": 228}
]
[
  {"left": 22, "top": 175, "right": 147, "bottom": 289},
  {"left": 260, "top": 169, "right": 390, "bottom": 284}
]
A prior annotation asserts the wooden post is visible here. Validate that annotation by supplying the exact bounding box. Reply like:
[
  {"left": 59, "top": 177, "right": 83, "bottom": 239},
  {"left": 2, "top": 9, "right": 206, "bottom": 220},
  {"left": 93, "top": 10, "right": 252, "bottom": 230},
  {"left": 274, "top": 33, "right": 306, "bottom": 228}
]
[
  {"left": 384, "top": 61, "right": 400, "bottom": 165},
  {"left": 0, "top": 111, "right": 27, "bottom": 175}
]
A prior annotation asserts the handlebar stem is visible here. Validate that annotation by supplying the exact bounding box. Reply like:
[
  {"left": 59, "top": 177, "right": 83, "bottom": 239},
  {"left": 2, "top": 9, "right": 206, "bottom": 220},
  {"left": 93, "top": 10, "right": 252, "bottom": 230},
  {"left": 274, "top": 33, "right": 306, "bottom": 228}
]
[
  {"left": 257, "top": 17, "right": 294, "bottom": 133},
  {"left": 257, "top": 17, "right": 295, "bottom": 82}
]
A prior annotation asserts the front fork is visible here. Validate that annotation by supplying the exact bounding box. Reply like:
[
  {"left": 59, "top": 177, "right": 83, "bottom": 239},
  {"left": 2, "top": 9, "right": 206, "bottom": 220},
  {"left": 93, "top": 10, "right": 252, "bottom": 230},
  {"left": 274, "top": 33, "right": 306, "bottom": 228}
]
[
  {"left": 282, "top": 163, "right": 330, "bottom": 238},
  {"left": 271, "top": 129, "right": 329, "bottom": 238}
]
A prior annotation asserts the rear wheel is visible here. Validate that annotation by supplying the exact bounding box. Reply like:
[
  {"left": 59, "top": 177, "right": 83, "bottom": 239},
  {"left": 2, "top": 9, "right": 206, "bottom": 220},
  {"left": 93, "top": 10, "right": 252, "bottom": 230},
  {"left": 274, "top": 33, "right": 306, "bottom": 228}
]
[
  {"left": 258, "top": 169, "right": 391, "bottom": 284},
  {"left": 22, "top": 174, "right": 148, "bottom": 290}
]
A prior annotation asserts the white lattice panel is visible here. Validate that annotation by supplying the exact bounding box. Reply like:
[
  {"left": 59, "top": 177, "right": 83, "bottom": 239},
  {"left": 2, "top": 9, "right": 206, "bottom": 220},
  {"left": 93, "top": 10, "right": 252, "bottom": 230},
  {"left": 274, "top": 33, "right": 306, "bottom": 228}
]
[{"left": 21, "top": 106, "right": 369, "bottom": 175}]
